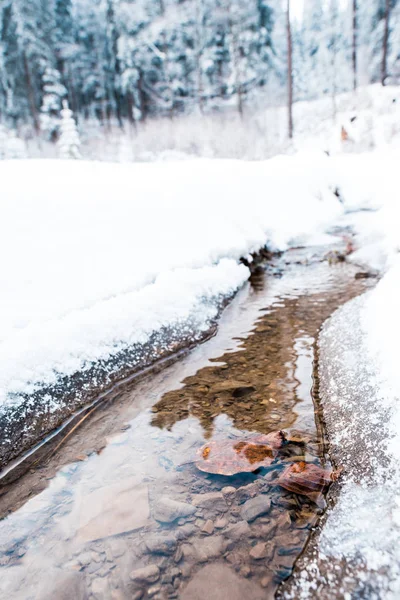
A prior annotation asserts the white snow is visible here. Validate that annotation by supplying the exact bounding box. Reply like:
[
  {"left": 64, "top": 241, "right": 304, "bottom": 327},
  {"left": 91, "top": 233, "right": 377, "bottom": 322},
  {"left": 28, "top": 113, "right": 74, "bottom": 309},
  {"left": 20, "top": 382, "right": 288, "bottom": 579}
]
[
  {"left": 283, "top": 99, "right": 400, "bottom": 596},
  {"left": 0, "top": 154, "right": 342, "bottom": 408}
]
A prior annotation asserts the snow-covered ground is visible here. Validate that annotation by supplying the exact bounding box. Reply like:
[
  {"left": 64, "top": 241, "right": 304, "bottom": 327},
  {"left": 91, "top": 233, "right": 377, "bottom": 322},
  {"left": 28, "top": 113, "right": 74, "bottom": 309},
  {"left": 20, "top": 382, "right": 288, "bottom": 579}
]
[
  {"left": 0, "top": 155, "right": 342, "bottom": 413},
  {"left": 281, "top": 99, "right": 400, "bottom": 596},
  {"left": 0, "top": 84, "right": 399, "bottom": 511}
]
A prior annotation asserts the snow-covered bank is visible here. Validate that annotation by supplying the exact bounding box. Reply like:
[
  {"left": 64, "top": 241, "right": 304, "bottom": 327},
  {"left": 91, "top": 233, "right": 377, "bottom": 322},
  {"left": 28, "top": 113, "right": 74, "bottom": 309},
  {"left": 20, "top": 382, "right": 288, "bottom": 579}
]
[
  {"left": 281, "top": 147, "right": 400, "bottom": 597},
  {"left": 0, "top": 155, "right": 344, "bottom": 465}
]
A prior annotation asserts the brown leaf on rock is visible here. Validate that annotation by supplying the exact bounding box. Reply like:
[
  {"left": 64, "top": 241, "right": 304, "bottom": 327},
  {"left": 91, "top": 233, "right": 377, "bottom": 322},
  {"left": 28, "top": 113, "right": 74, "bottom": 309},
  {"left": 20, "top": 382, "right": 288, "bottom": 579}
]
[
  {"left": 276, "top": 462, "right": 342, "bottom": 504},
  {"left": 196, "top": 431, "right": 287, "bottom": 475}
]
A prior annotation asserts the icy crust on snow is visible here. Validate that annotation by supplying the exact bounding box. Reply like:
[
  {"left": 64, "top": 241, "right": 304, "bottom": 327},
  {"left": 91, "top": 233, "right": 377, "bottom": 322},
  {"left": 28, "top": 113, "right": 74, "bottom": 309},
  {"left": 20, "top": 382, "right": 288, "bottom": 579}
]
[
  {"left": 283, "top": 281, "right": 400, "bottom": 598},
  {"left": 0, "top": 259, "right": 247, "bottom": 410},
  {"left": 0, "top": 156, "right": 342, "bottom": 410},
  {"left": 332, "top": 147, "right": 400, "bottom": 273}
]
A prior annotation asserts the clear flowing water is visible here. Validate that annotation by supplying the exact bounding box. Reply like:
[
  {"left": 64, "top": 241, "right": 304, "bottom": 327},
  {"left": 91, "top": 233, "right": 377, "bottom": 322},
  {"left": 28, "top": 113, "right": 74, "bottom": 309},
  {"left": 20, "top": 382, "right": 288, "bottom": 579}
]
[{"left": 0, "top": 242, "right": 373, "bottom": 600}]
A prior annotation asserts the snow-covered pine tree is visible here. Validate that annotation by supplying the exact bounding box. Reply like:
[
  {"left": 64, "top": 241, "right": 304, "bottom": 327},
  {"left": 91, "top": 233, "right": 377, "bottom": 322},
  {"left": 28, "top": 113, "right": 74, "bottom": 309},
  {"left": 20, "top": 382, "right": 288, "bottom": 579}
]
[
  {"left": 58, "top": 100, "right": 81, "bottom": 159},
  {"left": 40, "top": 67, "right": 67, "bottom": 140},
  {"left": 0, "top": 124, "right": 8, "bottom": 158},
  {"left": 0, "top": 124, "right": 27, "bottom": 158}
]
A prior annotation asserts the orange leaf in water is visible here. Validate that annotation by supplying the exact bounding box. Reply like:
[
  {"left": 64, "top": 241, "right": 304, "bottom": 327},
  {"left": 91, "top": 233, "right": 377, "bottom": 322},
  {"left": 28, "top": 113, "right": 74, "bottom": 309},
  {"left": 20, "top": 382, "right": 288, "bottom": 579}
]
[{"left": 196, "top": 431, "right": 287, "bottom": 476}]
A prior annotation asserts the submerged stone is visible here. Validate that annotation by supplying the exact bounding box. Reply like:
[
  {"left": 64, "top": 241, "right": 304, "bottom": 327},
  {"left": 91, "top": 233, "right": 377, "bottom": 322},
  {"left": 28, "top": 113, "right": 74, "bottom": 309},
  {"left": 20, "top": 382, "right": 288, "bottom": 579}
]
[
  {"left": 240, "top": 496, "right": 271, "bottom": 522},
  {"left": 153, "top": 498, "right": 196, "bottom": 523}
]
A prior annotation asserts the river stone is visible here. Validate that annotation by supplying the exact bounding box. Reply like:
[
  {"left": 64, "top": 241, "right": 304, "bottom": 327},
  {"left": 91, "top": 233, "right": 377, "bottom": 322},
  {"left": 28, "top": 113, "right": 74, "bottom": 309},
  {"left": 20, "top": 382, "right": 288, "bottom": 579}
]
[
  {"left": 191, "top": 492, "right": 227, "bottom": 512},
  {"left": 176, "top": 523, "right": 197, "bottom": 539},
  {"left": 224, "top": 521, "right": 251, "bottom": 540},
  {"left": 180, "top": 563, "right": 266, "bottom": 600},
  {"left": 92, "top": 577, "right": 110, "bottom": 599},
  {"left": 77, "top": 478, "right": 149, "bottom": 542},
  {"left": 240, "top": 496, "right": 271, "bottom": 522},
  {"left": 221, "top": 487, "right": 236, "bottom": 504},
  {"left": 249, "top": 542, "right": 272, "bottom": 560},
  {"left": 236, "top": 482, "right": 259, "bottom": 505},
  {"left": 147, "top": 584, "right": 161, "bottom": 598},
  {"left": 201, "top": 520, "right": 214, "bottom": 535},
  {"left": 196, "top": 536, "right": 226, "bottom": 561},
  {"left": 145, "top": 534, "right": 177, "bottom": 555},
  {"left": 153, "top": 498, "right": 196, "bottom": 523},
  {"left": 130, "top": 565, "right": 160, "bottom": 584},
  {"left": 215, "top": 517, "right": 228, "bottom": 529},
  {"left": 39, "top": 571, "right": 86, "bottom": 600}
]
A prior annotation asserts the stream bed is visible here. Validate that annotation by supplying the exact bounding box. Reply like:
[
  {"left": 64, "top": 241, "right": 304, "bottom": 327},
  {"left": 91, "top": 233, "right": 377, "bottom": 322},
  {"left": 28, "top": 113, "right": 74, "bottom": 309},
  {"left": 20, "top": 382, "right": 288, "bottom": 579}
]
[{"left": 0, "top": 236, "right": 374, "bottom": 600}]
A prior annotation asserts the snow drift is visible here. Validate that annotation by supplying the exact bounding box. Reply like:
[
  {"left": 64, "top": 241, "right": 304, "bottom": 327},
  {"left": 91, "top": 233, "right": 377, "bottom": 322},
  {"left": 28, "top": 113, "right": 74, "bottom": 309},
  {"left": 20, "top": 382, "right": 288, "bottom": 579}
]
[{"left": 0, "top": 154, "right": 342, "bottom": 465}]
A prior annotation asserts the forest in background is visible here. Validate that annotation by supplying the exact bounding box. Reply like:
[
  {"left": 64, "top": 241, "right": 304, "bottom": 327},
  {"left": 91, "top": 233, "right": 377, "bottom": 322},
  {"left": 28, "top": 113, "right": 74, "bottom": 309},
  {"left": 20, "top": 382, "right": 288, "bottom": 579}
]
[{"left": 0, "top": 0, "right": 399, "bottom": 146}]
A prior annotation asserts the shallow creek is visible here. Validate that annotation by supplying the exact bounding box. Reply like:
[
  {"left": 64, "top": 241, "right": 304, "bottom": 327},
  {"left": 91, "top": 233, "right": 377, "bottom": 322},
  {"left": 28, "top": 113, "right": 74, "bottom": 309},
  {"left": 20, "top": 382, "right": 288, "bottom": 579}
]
[{"left": 0, "top": 238, "right": 374, "bottom": 600}]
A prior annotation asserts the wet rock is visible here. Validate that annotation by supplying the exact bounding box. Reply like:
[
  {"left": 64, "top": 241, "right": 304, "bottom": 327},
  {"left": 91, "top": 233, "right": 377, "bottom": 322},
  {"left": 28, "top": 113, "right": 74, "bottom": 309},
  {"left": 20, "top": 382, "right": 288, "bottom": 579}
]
[
  {"left": 183, "top": 536, "right": 226, "bottom": 563},
  {"left": 224, "top": 521, "right": 251, "bottom": 540},
  {"left": 171, "top": 567, "right": 181, "bottom": 580},
  {"left": 108, "top": 540, "right": 126, "bottom": 559},
  {"left": 177, "top": 515, "right": 196, "bottom": 525},
  {"left": 153, "top": 498, "right": 196, "bottom": 524},
  {"left": 91, "top": 551, "right": 104, "bottom": 563},
  {"left": 192, "top": 492, "right": 227, "bottom": 512},
  {"left": 239, "top": 565, "right": 251, "bottom": 578},
  {"left": 180, "top": 563, "right": 193, "bottom": 579},
  {"left": 147, "top": 584, "right": 161, "bottom": 597},
  {"left": 77, "top": 480, "right": 149, "bottom": 542},
  {"left": 225, "top": 551, "right": 241, "bottom": 566},
  {"left": 77, "top": 551, "right": 92, "bottom": 566},
  {"left": 275, "top": 512, "right": 292, "bottom": 530},
  {"left": 236, "top": 483, "right": 259, "bottom": 505},
  {"left": 275, "top": 533, "right": 301, "bottom": 548},
  {"left": 197, "top": 536, "right": 226, "bottom": 560},
  {"left": 261, "top": 576, "right": 272, "bottom": 588},
  {"left": 145, "top": 535, "right": 177, "bottom": 555},
  {"left": 180, "top": 563, "right": 266, "bottom": 600},
  {"left": 195, "top": 518, "right": 205, "bottom": 528},
  {"left": 214, "top": 517, "right": 228, "bottom": 529},
  {"left": 277, "top": 545, "right": 303, "bottom": 556},
  {"left": 162, "top": 567, "right": 181, "bottom": 585},
  {"left": 240, "top": 496, "right": 271, "bottom": 522},
  {"left": 176, "top": 524, "right": 197, "bottom": 539},
  {"left": 275, "top": 496, "right": 298, "bottom": 509},
  {"left": 221, "top": 487, "right": 236, "bottom": 504},
  {"left": 249, "top": 542, "right": 273, "bottom": 560},
  {"left": 86, "top": 561, "right": 103, "bottom": 575},
  {"left": 40, "top": 571, "right": 86, "bottom": 600},
  {"left": 173, "top": 546, "right": 183, "bottom": 563},
  {"left": 105, "top": 548, "right": 114, "bottom": 562},
  {"left": 256, "top": 522, "right": 277, "bottom": 540},
  {"left": 92, "top": 577, "right": 109, "bottom": 599},
  {"left": 111, "top": 590, "right": 127, "bottom": 600},
  {"left": 201, "top": 520, "right": 214, "bottom": 535},
  {"left": 130, "top": 565, "right": 160, "bottom": 584}
]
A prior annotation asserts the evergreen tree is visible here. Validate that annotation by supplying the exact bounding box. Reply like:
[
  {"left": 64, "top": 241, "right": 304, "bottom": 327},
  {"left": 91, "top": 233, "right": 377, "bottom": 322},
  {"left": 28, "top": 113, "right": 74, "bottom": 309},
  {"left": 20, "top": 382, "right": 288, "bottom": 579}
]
[
  {"left": 0, "top": 0, "right": 398, "bottom": 133},
  {"left": 40, "top": 67, "right": 67, "bottom": 140},
  {"left": 58, "top": 100, "right": 81, "bottom": 158}
]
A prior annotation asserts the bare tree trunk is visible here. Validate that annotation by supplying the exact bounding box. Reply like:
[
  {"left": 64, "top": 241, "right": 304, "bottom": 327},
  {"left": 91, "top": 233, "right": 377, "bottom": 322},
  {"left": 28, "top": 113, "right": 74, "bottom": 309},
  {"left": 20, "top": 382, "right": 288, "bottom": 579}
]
[
  {"left": 352, "top": 0, "right": 357, "bottom": 90},
  {"left": 287, "top": 0, "right": 293, "bottom": 139},
  {"left": 195, "top": 0, "right": 204, "bottom": 114},
  {"left": 23, "top": 52, "right": 39, "bottom": 133},
  {"left": 381, "top": 0, "right": 390, "bottom": 86},
  {"left": 227, "top": 0, "right": 244, "bottom": 118},
  {"left": 331, "top": 4, "right": 337, "bottom": 123}
]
